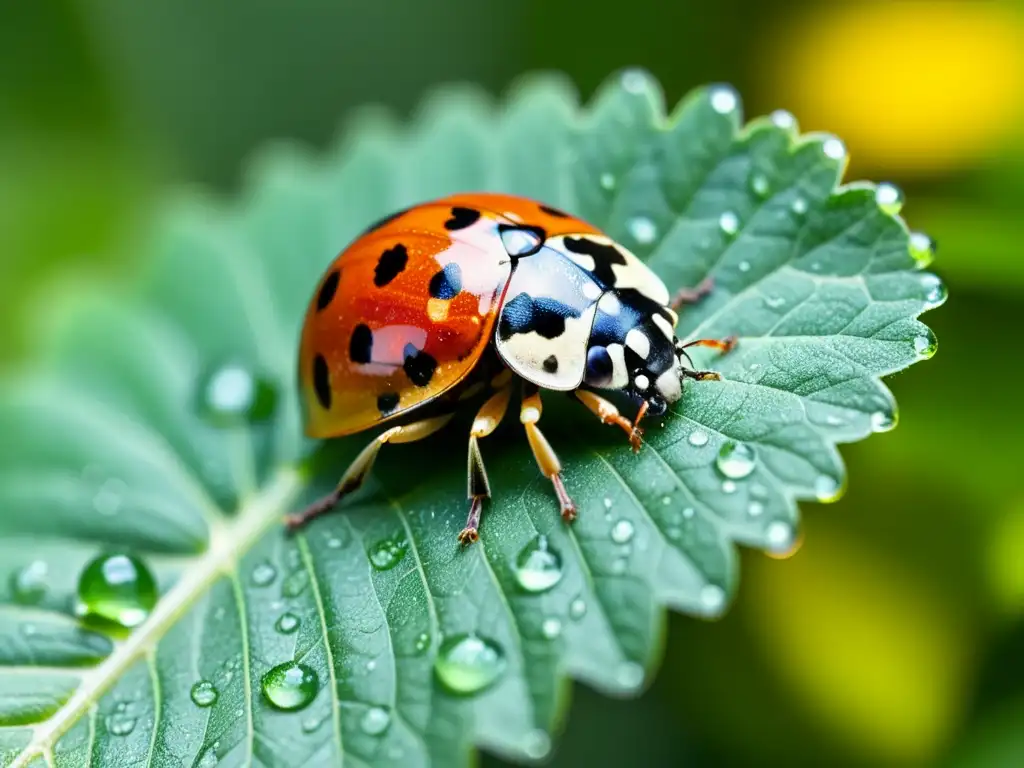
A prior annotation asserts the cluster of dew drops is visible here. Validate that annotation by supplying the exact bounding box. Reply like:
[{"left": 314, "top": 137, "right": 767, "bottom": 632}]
[{"left": 11, "top": 75, "right": 943, "bottom": 758}]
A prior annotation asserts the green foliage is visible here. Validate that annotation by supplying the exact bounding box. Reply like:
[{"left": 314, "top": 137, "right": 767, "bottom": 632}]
[{"left": 0, "top": 69, "right": 942, "bottom": 767}]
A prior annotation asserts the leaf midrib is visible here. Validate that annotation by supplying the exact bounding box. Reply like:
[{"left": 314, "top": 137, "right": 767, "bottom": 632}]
[{"left": 10, "top": 467, "right": 305, "bottom": 768}]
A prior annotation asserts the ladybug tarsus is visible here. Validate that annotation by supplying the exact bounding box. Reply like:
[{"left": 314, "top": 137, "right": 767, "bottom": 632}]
[
  {"left": 458, "top": 497, "right": 484, "bottom": 547},
  {"left": 552, "top": 475, "right": 578, "bottom": 523}
]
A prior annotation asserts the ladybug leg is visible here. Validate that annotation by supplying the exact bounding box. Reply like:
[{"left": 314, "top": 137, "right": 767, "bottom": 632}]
[
  {"left": 573, "top": 389, "right": 646, "bottom": 454},
  {"left": 459, "top": 385, "right": 514, "bottom": 547},
  {"left": 284, "top": 412, "right": 454, "bottom": 531},
  {"left": 669, "top": 276, "right": 715, "bottom": 310},
  {"left": 677, "top": 335, "right": 738, "bottom": 381},
  {"left": 520, "top": 385, "right": 578, "bottom": 524}
]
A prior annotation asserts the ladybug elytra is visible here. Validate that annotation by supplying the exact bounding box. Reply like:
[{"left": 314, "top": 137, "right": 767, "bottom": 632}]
[{"left": 286, "top": 192, "right": 736, "bottom": 545}]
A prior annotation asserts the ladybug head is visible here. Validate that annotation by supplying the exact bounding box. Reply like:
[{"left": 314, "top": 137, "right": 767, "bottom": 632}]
[{"left": 584, "top": 321, "right": 681, "bottom": 418}]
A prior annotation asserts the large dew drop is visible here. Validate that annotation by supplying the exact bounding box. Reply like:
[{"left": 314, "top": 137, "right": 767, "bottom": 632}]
[
  {"left": 9, "top": 560, "right": 48, "bottom": 605},
  {"left": 261, "top": 662, "right": 319, "bottom": 711},
  {"left": 369, "top": 534, "right": 408, "bottom": 571},
  {"left": 433, "top": 634, "right": 507, "bottom": 696},
  {"left": 360, "top": 706, "right": 391, "bottom": 736},
  {"left": 715, "top": 441, "right": 757, "bottom": 480},
  {"left": 191, "top": 680, "right": 219, "bottom": 708},
  {"left": 75, "top": 553, "right": 158, "bottom": 629},
  {"left": 514, "top": 536, "right": 564, "bottom": 594}
]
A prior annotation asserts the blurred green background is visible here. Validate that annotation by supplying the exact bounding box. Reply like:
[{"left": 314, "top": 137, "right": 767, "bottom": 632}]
[{"left": 3, "top": 0, "right": 1023, "bottom": 765}]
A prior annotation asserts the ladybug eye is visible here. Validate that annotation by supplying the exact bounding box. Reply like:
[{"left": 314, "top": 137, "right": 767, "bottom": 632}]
[
  {"left": 499, "top": 224, "right": 546, "bottom": 257},
  {"left": 584, "top": 346, "right": 614, "bottom": 387}
]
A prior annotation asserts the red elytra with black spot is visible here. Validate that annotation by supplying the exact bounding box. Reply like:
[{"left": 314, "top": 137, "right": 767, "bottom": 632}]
[
  {"left": 298, "top": 192, "right": 601, "bottom": 438},
  {"left": 291, "top": 191, "right": 735, "bottom": 545}
]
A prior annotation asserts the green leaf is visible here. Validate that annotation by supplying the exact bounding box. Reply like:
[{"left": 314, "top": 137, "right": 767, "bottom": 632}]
[{"left": 0, "top": 68, "right": 943, "bottom": 767}]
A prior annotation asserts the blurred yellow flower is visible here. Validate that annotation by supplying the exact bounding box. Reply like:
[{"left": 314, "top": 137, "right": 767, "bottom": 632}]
[
  {"left": 763, "top": 0, "right": 1024, "bottom": 175},
  {"left": 746, "top": 528, "right": 974, "bottom": 764},
  {"left": 986, "top": 501, "right": 1024, "bottom": 617}
]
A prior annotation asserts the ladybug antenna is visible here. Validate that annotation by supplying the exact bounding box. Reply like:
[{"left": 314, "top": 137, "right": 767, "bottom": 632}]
[{"left": 674, "top": 340, "right": 696, "bottom": 370}]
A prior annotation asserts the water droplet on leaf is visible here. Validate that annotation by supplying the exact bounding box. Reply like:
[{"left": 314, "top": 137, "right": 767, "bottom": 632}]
[
  {"left": 791, "top": 197, "right": 808, "bottom": 216},
  {"left": 514, "top": 536, "right": 564, "bottom": 594},
  {"left": 275, "top": 612, "right": 301, "bottom": 634},
  {"left": 721, "top": 480, "right": 737, "bottom": 494},
  {"left": 569, "top": 598, "right": 587, "bottom": 621},
  {"left": 75, "top": 553, "right": 157, "bottom": 629},
  {"left": 738, "top": 260, "right": 751, "bottom": 273},
  {"left": 749, "top": 174, "right": 770, "bottom": 197},
  {"left": 369, "top": 534, "right": 408, "bottom": 571},
  {"left": 716, "top": 441, "right": 757, "bottom": 479},
  {"left": 250, "top": 562, "right": 277, "bottom": 587},
  {"left": 914, "top": 330, "right": 937, "bottom": 359},
  {"left": 748, "top": 501, "right": 765, "bottom": 517},
  {"left": 93, "top": 478, "right": 126, "bottom": 517},
  {"left": 822, "top": 137, "right": 846, "bottom": 160},
  {"left": 281, "top": 570, "right": 309, "bottom": 597},
  {"left": 709, "top": 86, "right": 738, "bottom": 114},
  {"left": 770, "top": 109, "right": 796, "bottom": 130},
  {"left": 616, "top": 662, "right": 644, "bottom": 688},
  {"left": 10, "top": 560, "right": 48, "bottom": 605},
  {"left": 434, "top": 634, "right": 507, "bottom": 696},
  {"left": 627, "top": 216, "right": 657, "bottom": 245},
  {"left": 909, "top": 232, "right": 936, "bottom": 266},
  {"left": 360, "top": 706, "right": 391, "bottom": 736},
  {"left": 700, "top": 584, "right": 726, "bottom": 611},
  {"left": 718, "top": 211, "right": 739, "bottom": 236},
  {"left": 524, "top": 730, "right": 552, "bottom": 760},
  {"left": 688, "top": 430, "right": 709, "bottom": 447},
  {"left": 106, "top": 713, "right": 136, "bottom": 736},
  {"left": 542, "top": 618, "right": 562, "bottom": 639},
  {"left": 199, "top": 363, "right": 277, "bottom": 426},
  {"left": 765, "top": 521, "right": 796, "bottom": 554},
  {"left": 620, "top": 68, "right": 648, "bottom": 94},
  {"left": 261, "top": 662, "right": 319, "bottom": 711},
  {"left": 874, "top": 182, "right": 904, "bottom": 215},
  {"left": 414, "top": 632, "right": 431, "bottom": 655},
  {"left": 871, "top": 411, "right": 896, "bottom": 432},
  {"left": 610, "top": 520, "right": 635, "bottom": 544},
  {"left": 600, "top": 172, "right": 616, "bottom": 190},
  {"left": 920, "top": 274, "right": 947, "bottom": 307},
  {"left": 191, "top": 680, "right": 219, "bottom": 708},
  {"left": 815, "top": 475, "right": 841, "bottom": 502}
]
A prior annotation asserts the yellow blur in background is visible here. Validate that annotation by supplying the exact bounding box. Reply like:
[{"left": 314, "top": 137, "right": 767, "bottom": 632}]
[{"left": 3, "top": 1, "right": 1024, "bottom": 766}]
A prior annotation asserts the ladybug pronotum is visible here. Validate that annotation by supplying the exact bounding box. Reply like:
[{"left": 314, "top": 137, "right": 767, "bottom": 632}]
[{"left": 286, "top": 193, "right": 736, "bottom": 545}]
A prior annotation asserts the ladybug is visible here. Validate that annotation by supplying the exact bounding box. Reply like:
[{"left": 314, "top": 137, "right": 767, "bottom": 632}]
[{"left": 286, "top": 192, "right": 736, "bottom": 545}]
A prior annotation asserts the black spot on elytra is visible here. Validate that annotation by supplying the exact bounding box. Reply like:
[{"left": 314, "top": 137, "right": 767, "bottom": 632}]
[
  {"left": 377, "top": 392, "right": 400, "bottom": 415},
  {"left": 498, "top": 223, "right": 547, "bottom": 257},
  {"left": 360, "top": 206, "right": 411, "bottom": 237},
  {"left": 374, "top": 244, "right": 408, "bottom": 287},
  {"left": 428, "top": 262, "right": 463, "bottom": 300},
  {"left": 402, "top": 343, "right": 438, "bottom": 387},
  {"left": 497, "top": 292, "right": 582, "bottom": 341},
  {"left": 312, "top": 354, "right": 331, "bottom": 410},
  {"left": 349, "top": 324, "right": 373, "bottom": 364},
  {"left": 540, "top": 204, "right": 569, "bottom": 218},
  {"left": 563, "top": 236, "right": 627, "bottom": 288},
  {"left": 316, "top": 270, "right": 340, "bottom": 311},
  {"left": 542, "top": 355, "right": 559, "bottom": 373},
  {"left": 444, "top": 207, "right": 481, "bottom": 231}
]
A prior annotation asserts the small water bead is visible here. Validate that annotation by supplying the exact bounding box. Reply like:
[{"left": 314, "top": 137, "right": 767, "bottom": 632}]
[
  {"left": 682, "top": 507, "right": 695, "bottom": 519},
  {"left": 542, "top": 618, "right": 563, "bottom": 639},
  {"left": 610, "top": 520, "right": 635, "bottom": 545},
  {"left": 770, "top": 109, "right": 796, "bottom": 130},
  {"left": 281, "top": 570, "right": 309, "bottom": 598},
  {"left": 611, "top": 558, "right": 628, "bottom": 575},
  {"left": 434, "top": 634, "right": 507, "bottom": 696},
  {"left": 414, "top": 632, "right": 431, "bottom": 655},
  {"left": 791, "top": 197, "right": 808, "bottom": 216},
  {"left": 627, "top": 216, "right": 658, "bottom": 245},
  {"left": 738, "top": 260, "right": 751, "bottom": 273},
  {"left": 75, "top": 553, "right": 158, "bottom": 629},
  {"left": 721, "top": 480, "right": 737, "bottom": 494},
  {"left": 302, "top": 713, "right": 327, "bottom": 733},
  {"left": 569, "top": 598, "right": 587, "bottom": 621},
  {"left": 21, "top": 623, "right": 37, "bottom": 637},
  {"left": 822, "top": 137, "right": 846, "bottom": 161},
  {"left": 603, "top": 497, "right": 613, "bottom": 509},
  {"left": 10, "top": 560, "right": 48, "bottom": 605},
  {"left": 93, "top": 478, "right": 126, "bottom": 517},
  {"left": 275, "top": 613, "right": 301, "bottom": 634},
  {"left": 914, "top": 330, "right": 938, "bottom": 359},
  {"left": 261, "top": 662, "right": 319, "bottom": 711},
  {"left": 874, "top": 182, "right": 904, "bottom": 215},
  {"left": 199, "top": 363, "right": 277, "bottom": 426},
  {"left": 524, "top": 730, "right": 552, "bottom": 760},
  {"left": 716, "top": 441, "right": 757, "bottom": 480},
  {"left": 662, "top": 496, "right": 672, "bottom": 506},
  {"left": 750, "top": 174, "right": 770, "bottom": 198},
  {"left": 191, "top": 680, "right": 219, "bottom": 708},
  {"left": 920, "top": 274, "right": 947, "bottom": 307},
  {"left": 196, "top": 747, "right": 219, "bottom": 768},
  {"left": 718, "top": 211, "right": 740, "bottom": 236},
  {"left": 366, "top": 659, "right": 377, "bottom": 672},
  {"left": 700, "top": 584, "right": 726, "bottom": 612},
  {"left": 600, "top": 172, "right": 616, "bottom": 190},
  {"left": 709, "top": 86, "right": 738, "bottom": 114},
  {"left": 765, "top": 521, "right": 796, "bottom": 554},
  {"left": 106, "top": 713, "right": 137, "bottom": 737},
  {"left": 751, "top": 483, "right": 769, "bottom": 499},
  {"left": 748, "top": 501, "right": 765, "bottom": 517},
  {"left": 909, "top": 232, "right": 936, "bottom": 266},
  {"left": 688, "top": 430, "right": 709, "bottom": 447},
  {"left": 871, "top": 410, "right": 897, "bottom": 433},
  {"left": 369, "top": 535, "right": 408, "bottom": 571},
  {"left": 616, "top": 662, "right": 644, "bottom": 688},
  {"left": 360, "top": 706, "right": 391, "bottom": 736},
  {"left": 514, "top": 535, "right": 564, "bottom": 594},
  {"left": 621, "top": 68, "right": 648, "bottom": 93},
  {"left": 250, "top": 562, "right": 277, "bottom": 587},
  {"left": 815, "top": 475, "right": 841, "bottom": 502}
]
